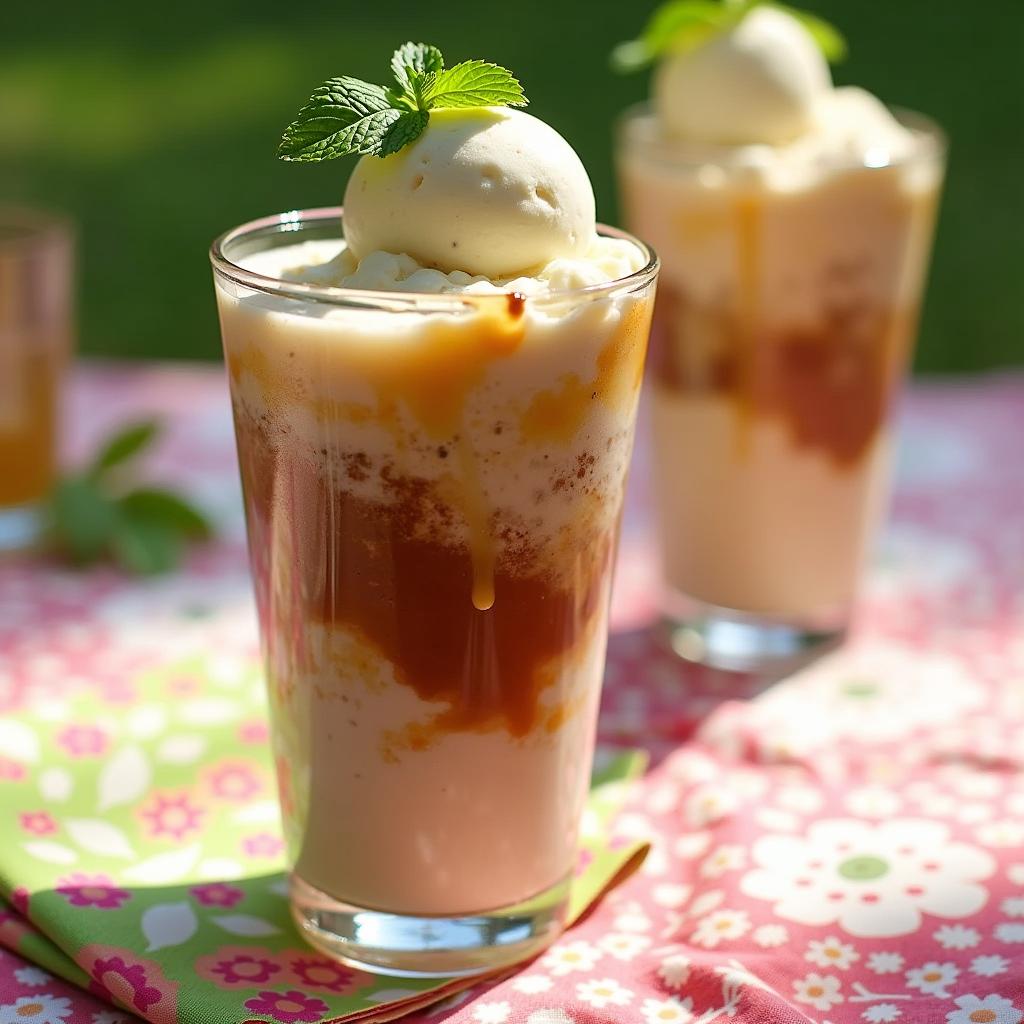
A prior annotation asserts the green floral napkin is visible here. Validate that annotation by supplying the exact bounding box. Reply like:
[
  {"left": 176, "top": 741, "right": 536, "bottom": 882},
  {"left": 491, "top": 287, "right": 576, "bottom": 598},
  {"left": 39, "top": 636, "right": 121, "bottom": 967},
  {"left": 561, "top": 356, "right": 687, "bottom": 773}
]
[{"left": 0, "top": 654, "right": 648, "bottom": 1024}]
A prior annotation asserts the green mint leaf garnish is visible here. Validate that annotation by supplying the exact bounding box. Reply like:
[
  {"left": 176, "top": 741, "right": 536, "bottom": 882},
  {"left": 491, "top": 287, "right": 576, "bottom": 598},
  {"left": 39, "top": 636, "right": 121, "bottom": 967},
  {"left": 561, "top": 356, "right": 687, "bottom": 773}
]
[
  {"left": 48, "top": 421, "right": 213, "bottom": 575},
  {"left": 421, "top": 61, "right": 528, "bottom": 109},
  {"left": 611, "top": 0, "right": 846, "bottom": 72},
  {"left": 278, "top": 42, "right": 529, "bottom": 161}
]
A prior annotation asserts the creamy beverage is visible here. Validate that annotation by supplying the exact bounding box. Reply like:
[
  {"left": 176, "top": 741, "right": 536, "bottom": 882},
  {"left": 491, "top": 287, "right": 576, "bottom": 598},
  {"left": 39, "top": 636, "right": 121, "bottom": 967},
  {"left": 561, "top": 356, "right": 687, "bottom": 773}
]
[
  {"left": 212, "top": 47, "right": 657, "bottom": 976},
  {"left": 614, "top": 5, "right": 944, "bottom": 665}
]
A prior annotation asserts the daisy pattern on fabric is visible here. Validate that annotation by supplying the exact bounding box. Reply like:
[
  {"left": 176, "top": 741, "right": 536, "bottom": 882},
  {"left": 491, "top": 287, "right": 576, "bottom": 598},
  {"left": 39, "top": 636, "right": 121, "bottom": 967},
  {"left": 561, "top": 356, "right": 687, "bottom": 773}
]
[
  {"left": 576, "top": 978, "right": 634, "bottom": 1009},
  {"left": 863, "top": 1004, "right": 902, "bottom": 1022},
  {"left": 471, "top": 1002, "right": 510, "bottom": 1023},
  {"left": 640, "top": 996, "right": 694, "bottom": 1023},
  {"left": 935, "top": 924, "right": 981, "bottom": 949},
  {"left": 753, "top": 924, "right": 789, "bottom": 947},
  {"left": 994, "top": 923, "right": 1024, "bottom": 942},
  {"left": 691, "top": 909, "right": 751, "bottom": 948},
  {"left": 906, "top": 961, "right": 959, "bottom": 997},
  {"left": 511, "top": 975, "right": 553, "bottom": 994},
  {"left": 540, "top": 940, "right": 603, "bottom": 976},
  {"left": 971, "top": 955, "right": 1010, "bottom": 977},
  {"left": 867, "top": 952, "right": 905, "bottom": 974},
  {"left": 13, "top": 967, "right": 51, "bottom": 986},
  {"left": 699, "top": 844, "right": 747, "bottom": 878},
  {"left": 945, "top": 994, "right": 1023, "bottom": 1024},
  {"left": 657, "top": 953, "right": 691, "bottom": 989},
  {"left": 793, "top": 973, "right": 843, "bottom": 1012},
  {"left": 806, "top": 936, "right": 860, "bottom": 970},
  {"left": 0, "top": 995, "right": 72, "bottom": 1024},
  {"left": 598, "top": 932, "right": 651, "bottom": 961},
  {"left": 740, "top": 819, "right": 994, "bottom": 937},
  {"left": 1001, "top": 897, "right": 1024, "bottom": 917}
]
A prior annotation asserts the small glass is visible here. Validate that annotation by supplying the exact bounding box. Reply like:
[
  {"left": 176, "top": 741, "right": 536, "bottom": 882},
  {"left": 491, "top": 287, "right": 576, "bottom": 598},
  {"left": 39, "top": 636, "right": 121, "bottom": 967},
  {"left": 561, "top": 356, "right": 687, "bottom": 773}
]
[
  {"left": 210, "top": 209, "right": 658, "bottom": 977},
  {"left": 616, "top": 106, "right": 946, "bottom": 671},
  {"left": 0, "top": 209, "right": 74, "bottom": 550}
]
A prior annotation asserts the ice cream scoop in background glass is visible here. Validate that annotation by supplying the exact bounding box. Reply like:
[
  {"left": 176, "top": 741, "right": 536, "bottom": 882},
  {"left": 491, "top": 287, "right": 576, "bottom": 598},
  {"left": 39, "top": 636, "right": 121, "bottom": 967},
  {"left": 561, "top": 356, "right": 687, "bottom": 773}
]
[
  {"left": 0, "top": 209, "right": 74, "bottom": 551},
  {"left": 212, "top": 46, "right": 658, "bottom": 978},
  {"left": 614, "top": 4, "right": 945, "bottom": 671}
]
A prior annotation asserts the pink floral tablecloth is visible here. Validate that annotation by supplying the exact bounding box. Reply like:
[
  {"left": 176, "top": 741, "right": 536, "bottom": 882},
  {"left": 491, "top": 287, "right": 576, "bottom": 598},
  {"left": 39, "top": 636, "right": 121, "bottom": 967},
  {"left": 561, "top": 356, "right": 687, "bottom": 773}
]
[{"left": 2, "top": 363, "right": 1024, "bottom": 1024}]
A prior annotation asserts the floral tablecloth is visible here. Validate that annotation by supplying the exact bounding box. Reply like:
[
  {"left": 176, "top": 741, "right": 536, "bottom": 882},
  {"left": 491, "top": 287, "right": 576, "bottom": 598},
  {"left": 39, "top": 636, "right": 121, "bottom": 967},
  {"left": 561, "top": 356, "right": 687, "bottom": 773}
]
[{"left": 2, "top": 363, "right": 1024, "bottom": 1024}]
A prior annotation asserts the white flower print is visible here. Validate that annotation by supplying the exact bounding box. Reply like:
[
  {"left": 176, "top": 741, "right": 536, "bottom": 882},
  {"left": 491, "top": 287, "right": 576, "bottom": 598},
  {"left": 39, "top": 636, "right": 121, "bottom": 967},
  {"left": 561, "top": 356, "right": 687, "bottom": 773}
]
[
  {"left": 906, "top": 961, "right": 959, "bottom": 997},
  {"left": 1001, "top": 897, "right": 1024, "bottom": 917},
  {"left": 598, "top": 932, "right": 651, "bottom": 961},
  {"left": 935, "top": 924, "right": 982, "bottom": 949},
  {"left": 472, "top": 1002, "right": 510, "bottom": 1024},
  {"left": 525, "top": 1012, "right": 572, "bottom": 1024},
  {"left": 613, "top": 905, "right": 652, "bottom": 932},
  {"left": 793, "top": 973, "right": 843, "bottom": 1012},
  {"left": 970, "top": 954, "right": 1010, "bottom": 977},
  {"left": 755, "top": 807, "right": 800, "bottom": 832},
  {"left": 576, "top": 979, "right": 633, "bottom": 1009},
  {"left": 995, "top": 923, "right": 1024, "bottom": 943},
  {"left": 753, "top": 924, "right": 789, "bottom": 948},
  {"left": 740, "top": 818, "right": 994, "bottom": 937},
  {"left": 0, "top": 996, "right": 73, "bottom": 1024},
  {"left": 673, "top": 833, "right": 712, "bottom": 859},
  {"left": 13, "top": 969, "right": 51, "bottom": 987},
  {"left": 512, "top": 975, "right": 553, "bottom": 994},
  {"left": 846, "top": 787, "right": 902, "bottom": 819},
  {"left": 652, "top": 883, "right": 692, "bottom": 908},
  {"left": 863, "top": 1005, "right": 902, "bottom": 1023},
  {"left": 657, "top": 954, "right": 691, "bottom": 989},
  {"left": 640, "top": 996, "right": 694, "bottom": 1023},
  {"left": 684, "top": 785, "right": 739, "bottom": 827},
  {"left": 945, "top": 993, "right": 1023, "bottom": 1024},
  {"left": 687, "top": 889, "right": 725, "bottom": 918},
  {"left": 540, "top": 939, "right": 603, "bottom": 976},
  {"left": 690, "top": 909, "right": 751, "bottom": 948},
  {"left": 805, "top": 936, "right": 860, "bottom": 970},
  {"left": 867, "top": 952, "right": 905, "bottom": 974},
  {"left": 957, "top": 803, "right": 995, "bottom": 825},
  {"left": 976, "top": 821, "right": 1024, "bottom": 848},
  {"left": 1009, "top": 864, "right": 1024, "bottom": 886},
  {"left": 699, "top": 844, "right": 747, "bottom": 878},
  {"left": 776, "top": 786, "right": 824, "bottom": 814}
]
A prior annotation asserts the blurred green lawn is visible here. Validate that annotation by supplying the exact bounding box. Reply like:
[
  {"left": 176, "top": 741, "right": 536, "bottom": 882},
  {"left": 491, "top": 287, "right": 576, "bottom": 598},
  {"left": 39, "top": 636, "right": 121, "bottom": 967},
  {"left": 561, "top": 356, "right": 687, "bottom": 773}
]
[{"left": 2, "top": 1, "right": 1022, "bottom": 371}]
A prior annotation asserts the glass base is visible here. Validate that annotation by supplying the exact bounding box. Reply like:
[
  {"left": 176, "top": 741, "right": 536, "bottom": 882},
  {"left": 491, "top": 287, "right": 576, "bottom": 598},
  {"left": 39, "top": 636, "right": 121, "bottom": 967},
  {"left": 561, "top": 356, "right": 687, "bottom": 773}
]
[
  {"left": 0, "top": 503, "right": 44, "bottom": 552},
  {"left": 661, "top": 594, "right": 847, "bottom": 674},
  {"left": 289, "top": 873, "right": 570, "bottom": 979}
]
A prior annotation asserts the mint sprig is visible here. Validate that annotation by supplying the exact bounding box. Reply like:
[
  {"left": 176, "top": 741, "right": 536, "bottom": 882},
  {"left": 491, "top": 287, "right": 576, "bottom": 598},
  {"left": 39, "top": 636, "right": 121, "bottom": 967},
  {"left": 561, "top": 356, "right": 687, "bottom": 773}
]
[
  {"left": 278, "top": 42, "right": 528, "bottom": 162},
  {"left": 48, "top": 419, "right": 213, "bottom": 575},
  {"left": 611, "top": 0, "right": 847, "bottom": 73}
]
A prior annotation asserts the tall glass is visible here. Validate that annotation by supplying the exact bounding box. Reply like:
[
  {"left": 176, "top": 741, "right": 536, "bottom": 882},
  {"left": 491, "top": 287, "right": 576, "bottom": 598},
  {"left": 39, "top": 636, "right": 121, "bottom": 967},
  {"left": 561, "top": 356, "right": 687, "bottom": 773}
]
[
  {"left": 0, "top": 209, "right": 74, "bottom": 550},
  {"left": 210, "top": 209, "right": 658, "bottom": 977},
  {"left": 616, "top": 108, "right": 945, "bottom": 671}
]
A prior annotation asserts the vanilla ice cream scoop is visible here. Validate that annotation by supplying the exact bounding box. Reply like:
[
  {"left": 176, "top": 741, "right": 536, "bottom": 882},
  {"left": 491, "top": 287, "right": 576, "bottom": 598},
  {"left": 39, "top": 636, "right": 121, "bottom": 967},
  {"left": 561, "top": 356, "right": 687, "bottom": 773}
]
[
  {"left": 342, "top": 107, "right": 596, "bottom": 279},
  {"left": 654, "top": 6, "right": 831, "bottom": 145}
]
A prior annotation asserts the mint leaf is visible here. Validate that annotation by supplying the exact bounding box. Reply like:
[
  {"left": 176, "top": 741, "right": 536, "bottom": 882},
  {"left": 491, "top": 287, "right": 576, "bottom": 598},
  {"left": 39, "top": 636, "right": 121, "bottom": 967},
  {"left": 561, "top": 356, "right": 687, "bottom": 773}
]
[
  {"left": 422, "top": 61, "right": 527, "bottom": 109},
  {"left": 118, "top": 487, "right": 212, "bottom": 540},
  {"left": 379, "top": 110, "right": 430, "bottom": 156},
  {"left": 112, "top": 517, "right": 183, "bottom": 576},
  {"left": 391, "top": 42, "right": 444, "bottom": 93},
  {"left": 89, "top": 420, "right": 159, "bottom": 478},
  {"left": 277, "top": 78, "right": 402, "bottom": 161},
  {"left": 51, "top": 477, "right": 121, "bottom": 564},
  {"left": 769, "top": 3, "right": 847, "bottom": 61}
]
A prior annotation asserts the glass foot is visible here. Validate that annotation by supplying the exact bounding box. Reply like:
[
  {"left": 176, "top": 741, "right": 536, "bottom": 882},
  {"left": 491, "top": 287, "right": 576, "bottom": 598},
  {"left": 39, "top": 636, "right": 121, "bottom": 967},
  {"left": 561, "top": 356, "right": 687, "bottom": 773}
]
[
  {"left": 289, "top": 873, "right": 570, "bottom": 978},
  {"left": 0, "top": 503, "right": 44, "bottom": 552},
  {"left": 662, "top": 595, "right": 847, "bottom": 674}
]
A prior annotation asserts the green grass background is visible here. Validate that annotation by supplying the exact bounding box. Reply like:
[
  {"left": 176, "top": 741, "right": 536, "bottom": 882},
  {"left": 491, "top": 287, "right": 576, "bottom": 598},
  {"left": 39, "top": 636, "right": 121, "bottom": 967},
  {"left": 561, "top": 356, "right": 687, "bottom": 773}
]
[{"left": 2, "top": 1, "right": 1022, "bottom": 371}]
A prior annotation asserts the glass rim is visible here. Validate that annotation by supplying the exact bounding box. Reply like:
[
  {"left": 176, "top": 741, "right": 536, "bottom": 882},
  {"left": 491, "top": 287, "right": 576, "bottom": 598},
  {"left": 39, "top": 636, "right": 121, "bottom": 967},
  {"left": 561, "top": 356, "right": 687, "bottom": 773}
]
[
  {"left": 0, "top": 206, "right": 74, "bottom": 255},
  {"left": 615, "top": 102, "right": 947, "bottom": 173},
  {"left": 210, "top": 207, "right": 659, "bottom": 313}
]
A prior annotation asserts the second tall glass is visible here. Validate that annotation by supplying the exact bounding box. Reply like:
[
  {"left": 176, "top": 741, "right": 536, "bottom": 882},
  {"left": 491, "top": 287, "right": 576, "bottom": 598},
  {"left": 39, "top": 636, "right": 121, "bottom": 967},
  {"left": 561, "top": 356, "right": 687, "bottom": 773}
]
[{"left": 211, "top": 209, "right": 658, "bottom": 977}]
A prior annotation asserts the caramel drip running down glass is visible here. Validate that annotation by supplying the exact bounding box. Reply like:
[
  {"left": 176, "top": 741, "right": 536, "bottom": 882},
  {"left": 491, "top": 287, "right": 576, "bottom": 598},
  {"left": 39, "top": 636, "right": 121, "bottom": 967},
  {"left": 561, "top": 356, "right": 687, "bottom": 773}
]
[
  {"left": 211, "top": 209, "right": 658, "bottom": 977},
  {"left": 0, "top": 209, "right": 74, "bottom": 551},
  {"left": 616, "top": 107, "right": 945, "bottom": 672}
]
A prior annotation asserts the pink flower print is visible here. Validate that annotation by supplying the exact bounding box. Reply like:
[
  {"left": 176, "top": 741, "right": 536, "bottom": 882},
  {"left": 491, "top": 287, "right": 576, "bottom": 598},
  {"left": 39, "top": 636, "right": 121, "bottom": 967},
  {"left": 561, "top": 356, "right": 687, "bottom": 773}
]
[
  {"left": 0, "top": 757, "right": 26, "bottom": 781},
  {"left": 239, "top": 719, "right": 269, "bottom": 745},
  {"left": 197, "top": 947, "right": 282, "bottom": 989},
  {"left": 207, "top": 760, "right": 264, "bottom": 802},
  {"left": 19, "top": 811, "right": 57, "bottom": 836},
  {"left": 0, "top": 910, "right": 32, "bottom": 946},
  {"left": 80, "top": 947, "right": 178, "bottom": 1024},
  {"left": 281, "top": 955, "right": 356, "bottom": 994},
  {"left": 243, "top": 991, "right": 328, "bottom": 1023},
  {"left": 10, "top": 887, "right": 30, "bottom": 916},
  {"left": 243, "top": 833, "right": 284, "bottom": 858},
  {"left": 138, "top": 790, "right": 205, "bottom": 841},
  {"left": 575, "top": 849, "right": 594, "bottom": 876},
  {"left": 190, "top": 883, "right": 244, "bottom": 908},
  {"left": 56, "top": 725, "right": 109, "bottom": 759},
  {"left": 56, "top": 873, "right": 131, "bottom": 910}
]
